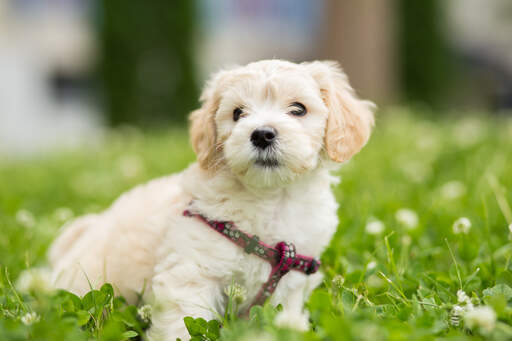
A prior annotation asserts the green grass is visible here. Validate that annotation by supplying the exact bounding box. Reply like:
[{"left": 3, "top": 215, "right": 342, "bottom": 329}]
[{"left": 1, "top": 108, "right": 512, "bottom": 340}]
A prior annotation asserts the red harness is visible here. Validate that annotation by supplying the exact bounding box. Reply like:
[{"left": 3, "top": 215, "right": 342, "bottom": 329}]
[{"left": 183, "top": 209, "right": 321, "bottom": 308}]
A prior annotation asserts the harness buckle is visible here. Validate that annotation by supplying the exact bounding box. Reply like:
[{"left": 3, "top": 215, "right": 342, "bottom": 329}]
[
  {"left": 276, "top": 241, "right": 296, "bottom": 273},
  {"left": 305, "top": 259, "right": 320, "bottom": 275}
]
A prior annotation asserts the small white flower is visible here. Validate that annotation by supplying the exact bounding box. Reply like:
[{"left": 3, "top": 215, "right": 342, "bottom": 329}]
[
  {"left": 21, "top": 312, "right": 40, "bottom": 325},
  {"left": 54, "top": 207, "right": 74, "bottom": 222},
  {"left": 507, "top": 118, "right": 512, "bottom": 140},
  {"left": 367, "top": 261, "right": 377, "bottom": 270},
  {"left": 332, "top": 275, "right": 345, "bottom": 290},
  {"left": 508, "top": 223, "right": 512, "bottom": 234},
  {"left": 224, "top": 282, "right": 247, "bottom": 304},
  {"left": 457, "top": 290, "right": 472, "bottom": 306},
  {"left": 118, "top": 154, "right": 144, "bottom": 179},
  {"left": 453, "top": 118, "right": 484, "bottom": 147},
  {"left": 401, "top": 235, "right": 412, "bottom": 246},
  {"left": 137, "top": 304, "right": 152, "bottom": 323},
  {"left": 465, "top": 306, "right": 496, "bottom": 333},
  {"left": 416, "top": 135, "right": 438, "bottom": 151},
  {"left": 16, "top": 268, "right": 53, "bottom": 294},
  {"left": 16, "top": 209, "right": 35, "bottom": 228},
  {"left": 450, "top": 305, "right": 465, "bottom": 326},
  {"left": 453, "top": 217, "right": 471, "bottom": 234},
  {"left": 395, "top": 209, "right": 419, "bottom": 229},
  {"left": 441, "top": 181, "right": 467, "bottom": 200},
  {"left": 365, "top": 219, "right": 385, "bottom": 235},
  {"left": 400, "top": 162, "right": 431, "bottom": 183}
]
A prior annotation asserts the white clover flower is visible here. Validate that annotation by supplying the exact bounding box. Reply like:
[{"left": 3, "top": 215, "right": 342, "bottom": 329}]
[
  {"left": 416, "top": 135, "right": 438, "bottom": 151},
  {"left": 367, "top": 261, "right": 377, "bottom": 270},
  {"left": 507, "top": 118, "right": 512, "bottom": 141},
  {"left": 400, "top": 162, "right": 431, "bottom": 183},
  {"left": 453, "top": 217, "right": 471, "bottom": 234},
  {"left": 16, "top": 209, "right": 35, "bottom": 228},
  {"left": 365, "top": 219, "right": 385, "bottom": 235},
  {"left": 450, "top": 305, "right": 465, "bottom": 326},
  {"left": 332, "top": 275, "right": 345, "bottom": 290},
  {"left": 465, "top": 306, "right": 496, "bottom": 333},
  {"left": 450, "top": 290, "right": 476, "bottom": 328},
  {"left": 441, "top": 181, "right": 467, "bottom": 200},
  {"left": 395, "top": 209, "right": 419, "bottom": 229},
  {"left": 21, "top": 312, "right": 40, "bottom": 325},
  {"left": 224, "top": 282, "right": 247, "bottom": 304},
  {"left": 118, "top": 154, "right": 144, "bottom": 179},
  {"left": 457, "top": 290, "right": 473, "bottom": 308},
  {"left": 137, "top": 304, "right": 152, "bottom": 323},
  {"left": 401, "top": 235, "right": 412, "bottom": 246},
  {"left": 457, "top": 290, "right": 469, "bottom": 304},
  {"left": 54, "top": 207, "right": 74, "bottom": 222},
  {"left": 16, "top": 268, "right": 53, "bottom": 294},
  {"left": 453, "top": 118, "right": 485, "bottom": 148}
]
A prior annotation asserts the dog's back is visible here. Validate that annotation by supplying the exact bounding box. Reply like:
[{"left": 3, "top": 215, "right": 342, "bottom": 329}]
[{"left": 49, "top": 173, "right": 187, "bottom": 302}]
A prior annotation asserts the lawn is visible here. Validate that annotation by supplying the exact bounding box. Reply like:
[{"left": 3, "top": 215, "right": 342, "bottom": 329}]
[{"left": 1, "top": 108, "right": 512, "bottom": 340}]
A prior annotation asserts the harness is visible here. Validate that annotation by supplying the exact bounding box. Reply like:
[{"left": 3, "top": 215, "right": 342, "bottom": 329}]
[{"left": 183, "top": 209, "right": 321, "bottom": 308}]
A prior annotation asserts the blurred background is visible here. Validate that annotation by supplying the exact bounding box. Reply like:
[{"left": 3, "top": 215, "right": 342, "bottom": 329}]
[{"left": 1, "top": 0, "right": 512, "bottom": 156}]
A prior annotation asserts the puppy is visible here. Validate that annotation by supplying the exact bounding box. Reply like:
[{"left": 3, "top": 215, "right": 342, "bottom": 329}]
[{"left": 49, "top": 60, "right": 375, "bottom": 340}]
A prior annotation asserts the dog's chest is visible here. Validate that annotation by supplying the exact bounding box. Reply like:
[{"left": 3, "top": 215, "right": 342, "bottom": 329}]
[
  {"left": 177, "top": 176, "right": 339, "bottom": 309},
  {"left": 221, "top": 201, "right": 335, "bottom": 305}
]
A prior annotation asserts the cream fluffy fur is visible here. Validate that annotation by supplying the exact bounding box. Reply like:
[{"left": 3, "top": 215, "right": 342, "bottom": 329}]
[{"left": 49, "top": 60, "right": 375, "bottom": 340}]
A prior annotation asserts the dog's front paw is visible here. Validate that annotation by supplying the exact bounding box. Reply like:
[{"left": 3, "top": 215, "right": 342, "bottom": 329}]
[{"left": 274, "top": 311, "right": 309, "bottom": 331}]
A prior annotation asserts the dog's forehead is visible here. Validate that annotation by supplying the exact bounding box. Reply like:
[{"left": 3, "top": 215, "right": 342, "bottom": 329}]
[
  {"left": 223, "top": 64, "right": 318, "bottom": 101},
  {"left": 244, "top": 62, "right": 312, "bottom": 83}
]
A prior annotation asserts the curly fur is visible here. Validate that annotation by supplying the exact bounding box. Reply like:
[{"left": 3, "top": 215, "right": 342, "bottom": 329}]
[{"left": 49, "top": 59, "right": 375, "bottom": 340}]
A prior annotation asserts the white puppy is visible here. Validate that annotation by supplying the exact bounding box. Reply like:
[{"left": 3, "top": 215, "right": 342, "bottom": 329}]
[{"left": 49, "top": 60, "right": 375, "bottom": 340}]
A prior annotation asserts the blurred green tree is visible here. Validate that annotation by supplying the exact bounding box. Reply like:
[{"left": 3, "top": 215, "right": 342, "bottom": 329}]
[
  {"left": 398, "top": 0, "right": 457, "bottom": 108},
  {"left": 97, "top": 1, "right": 198, "bottom": 125}
]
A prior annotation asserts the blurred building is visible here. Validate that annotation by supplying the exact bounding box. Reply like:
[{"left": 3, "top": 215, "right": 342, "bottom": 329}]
[
  {"left": 445, "top": 0, "right": 512, "bottom": 109},
  {"left": 321, "top": 0, "right": 398, "bottom": 103},
  {"left": 2, "top": 0, "right": 512, "bottom": 156},
  {"left": 197, "top": 0, "right": 324, "bottom": 77},
  {"left": 0, "top": 0, "right": 101, "bottom": 156},
  {"left": 197, "top": 0, "right": 397, "bottom": 104}
]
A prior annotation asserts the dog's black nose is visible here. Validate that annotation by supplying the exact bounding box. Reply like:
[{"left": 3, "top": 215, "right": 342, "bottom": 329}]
[{"left": 251, "top": 126, "right": 277, "bottom": 149}]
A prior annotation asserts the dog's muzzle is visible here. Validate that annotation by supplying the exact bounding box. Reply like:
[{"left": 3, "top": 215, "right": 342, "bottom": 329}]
[{"left": 251, "top": 126, "right": 277, "bottom": 150}]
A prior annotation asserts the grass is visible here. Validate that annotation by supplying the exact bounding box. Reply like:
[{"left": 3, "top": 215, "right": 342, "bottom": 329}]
[{"left": 1, "top": 108, "right": 512, "bottom": 340}]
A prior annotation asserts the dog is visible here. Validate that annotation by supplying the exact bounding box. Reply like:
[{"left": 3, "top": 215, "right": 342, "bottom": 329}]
[{"left": 49, "top": 59, "right": 375, "bottom": 340}]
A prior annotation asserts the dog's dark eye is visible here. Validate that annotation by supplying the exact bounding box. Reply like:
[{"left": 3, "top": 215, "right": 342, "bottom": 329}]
[
  {"left": 289, "top": 102, "right": 307, "bottom": 116},
  {"left": 233, "top": 107, "right": 243, "bottom": 121}
]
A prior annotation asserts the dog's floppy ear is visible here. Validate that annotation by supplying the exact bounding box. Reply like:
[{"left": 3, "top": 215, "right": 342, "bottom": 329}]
[
  {"left": 305, "top": 61, "right": 375, "bottom": 163},
  {"left": 189, "top": 69, "right": 231, "bottom": 169}
]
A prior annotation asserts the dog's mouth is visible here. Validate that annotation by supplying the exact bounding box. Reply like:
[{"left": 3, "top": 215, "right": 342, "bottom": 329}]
[{"left": 254, "top": 157, "right": 280, "bottom": 168}]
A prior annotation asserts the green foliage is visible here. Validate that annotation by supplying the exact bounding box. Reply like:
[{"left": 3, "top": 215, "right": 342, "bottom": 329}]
[
  {"left": 1, "top": 110, "right": 512, "bottom": 340},
  {"left": 184, "top": 317, "right": 220, "bottom": 340},
  {"left": 397, "top": 0, "right": 457, "bottom": 107},
  {"left": 97, "top": 1, "right": 199, "bottom": 125},
  {"left": 0, "top": 272, "right": 146, "bottom": 340}
]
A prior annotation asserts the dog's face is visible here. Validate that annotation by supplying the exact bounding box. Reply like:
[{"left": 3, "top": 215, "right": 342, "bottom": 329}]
[{"left": 190, "top": 60, "right": 375, "bottom": 188}]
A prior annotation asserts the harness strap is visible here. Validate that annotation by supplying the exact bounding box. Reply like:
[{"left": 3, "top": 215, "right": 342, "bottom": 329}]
[{"left": 183, "top": 209, "right": 321, "bottom": 308}]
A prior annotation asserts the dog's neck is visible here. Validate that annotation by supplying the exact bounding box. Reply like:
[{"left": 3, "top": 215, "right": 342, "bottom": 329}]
[{"left": 183, "top": 163, "right": 339, "bottom": 255}]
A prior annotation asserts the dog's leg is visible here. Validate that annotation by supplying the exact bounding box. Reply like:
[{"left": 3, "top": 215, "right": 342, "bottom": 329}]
[
  {"left": 273, "top": 271, "right": 323, "bottom": 331},
  {"left": 148, "top": 255, "right": 223, "bottom": 340}
]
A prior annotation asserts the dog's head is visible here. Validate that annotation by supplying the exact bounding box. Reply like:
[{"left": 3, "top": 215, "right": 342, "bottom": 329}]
[{"left": 189, "top": 60, "right": 375, "bottom": 188}]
